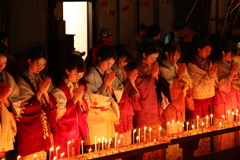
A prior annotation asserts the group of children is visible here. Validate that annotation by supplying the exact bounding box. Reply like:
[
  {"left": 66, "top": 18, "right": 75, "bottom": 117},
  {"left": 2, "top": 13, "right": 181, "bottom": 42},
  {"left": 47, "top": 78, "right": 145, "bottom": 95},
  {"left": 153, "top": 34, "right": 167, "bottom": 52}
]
[{"left": 0, "top": 29, "right": 240, "bottom": 160}]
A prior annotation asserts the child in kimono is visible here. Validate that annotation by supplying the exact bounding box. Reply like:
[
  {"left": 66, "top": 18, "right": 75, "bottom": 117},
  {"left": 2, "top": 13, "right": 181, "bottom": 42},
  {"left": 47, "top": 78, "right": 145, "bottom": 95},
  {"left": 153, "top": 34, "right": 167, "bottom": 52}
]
[
  {"left": 134, "top": 43, "right": 162, "bottom": 160},
  {"left": 16, "top": 47, "right": 66, "bottom": 160},
  {"left": 159, "top": 42, "right": 194, "bottom": 159},
  {"left": 0, "top": 47, "right": 21, "bottom": 159},
  {"left": 187, "top": 39, "right": 218, "bottom": 156},
  {"left": 53, "top": 53, "right": 89, "bottom": 158},
  {"left": 85, "top": 45, "right": 123, "bottom": 148},
  {"left": 113, "top": 44, "right": 138, "bottom": 146},
  {"left": 213, "top": 42, "right": 240, "bottom": 151}
]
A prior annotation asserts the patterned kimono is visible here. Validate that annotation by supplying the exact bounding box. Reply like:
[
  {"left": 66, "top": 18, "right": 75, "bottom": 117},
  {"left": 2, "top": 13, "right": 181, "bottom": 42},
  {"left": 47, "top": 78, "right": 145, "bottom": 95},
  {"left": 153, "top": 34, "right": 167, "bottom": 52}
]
[
  {"left": 16, "top": 70, "right": 66, "bottom": 159},
  {"left": 188, "top": 56, "right": 217, "bottom": 118},
  {"left": 53, "top": 78, "right": 89, "bottom": 158},
  {"left": 85, "top": 67, "right": 123, "bottom": 145},
  {"left": 112, "top": 64, "right": 136, "bottom": 146},
  {"left": 213, "top": 59, "right": 240, "bottom": 151},
  {"left": 187, "top": 56, "right": 217, "bottom": 156},
  {"left": 0, "top": 70, "right": 21, "bottom": 153}
]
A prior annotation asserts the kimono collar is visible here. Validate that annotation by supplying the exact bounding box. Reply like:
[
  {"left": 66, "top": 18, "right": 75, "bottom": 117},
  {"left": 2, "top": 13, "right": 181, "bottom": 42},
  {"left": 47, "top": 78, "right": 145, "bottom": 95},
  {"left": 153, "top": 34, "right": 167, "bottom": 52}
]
[
  {"left": 195, "top": 55, "right": 209, "bottom": 71},
  {"left": 64, "top": 77, "right": 78, "bottom": 97},
  {"left": 162, "top": 60, "right": 177, "bottom": 73}
]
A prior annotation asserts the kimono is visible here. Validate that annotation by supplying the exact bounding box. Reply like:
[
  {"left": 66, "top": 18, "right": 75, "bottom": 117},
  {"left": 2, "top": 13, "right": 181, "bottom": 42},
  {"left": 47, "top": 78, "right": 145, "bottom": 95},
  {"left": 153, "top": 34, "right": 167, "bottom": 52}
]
[
  {"left": 134, "top": 62, "right": 163, "bottom": 160},
  {"left": 160, "top": 60, "right": 194, "bottom": 124},
  {"left": 187, "top": 56, "right": 217, "bottom": 118},
  {"left": 53, "top": 78, "right": 89, "bottom": 158},
  {"left": 85, "top": 67, "right": 123, "bottom": 145},
  {"left": 213, "top": 59, "right": 240, "bottom": 151},
  {"left": 112, "top": 64, "right": 136, "bottom": 146},
  {"left": 15, "top": 70, "right": 66, "bottom": 158},
  {"left": 160, "top": 60, "right": 194, "bottom": 160},
  {"left": 0, "top": 70, "right": 21, "bottom": 153}
]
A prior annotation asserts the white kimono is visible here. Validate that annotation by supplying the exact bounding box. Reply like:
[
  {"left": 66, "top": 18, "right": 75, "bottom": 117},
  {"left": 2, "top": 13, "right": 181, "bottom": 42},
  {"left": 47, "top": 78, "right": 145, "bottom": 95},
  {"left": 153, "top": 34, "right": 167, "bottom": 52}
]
[{"left": 85, "top": 67, "right": 123, "bottom": 144}]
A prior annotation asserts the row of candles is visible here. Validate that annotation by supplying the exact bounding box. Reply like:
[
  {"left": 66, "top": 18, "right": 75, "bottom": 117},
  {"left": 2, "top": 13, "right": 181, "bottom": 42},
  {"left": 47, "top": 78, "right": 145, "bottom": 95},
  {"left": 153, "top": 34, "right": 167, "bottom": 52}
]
[{"left": 14, "top": 110, "right": 239, "bottom": 160}]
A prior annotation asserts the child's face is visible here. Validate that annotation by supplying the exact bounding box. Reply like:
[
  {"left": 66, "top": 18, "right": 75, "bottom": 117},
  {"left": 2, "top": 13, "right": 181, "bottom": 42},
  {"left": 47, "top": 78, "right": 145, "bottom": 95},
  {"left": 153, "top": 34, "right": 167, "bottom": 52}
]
[
  {"left": 143, "top": 53, "right": 159, "bottom": 66},
  {"left": 222, "top": 51, "right": 234, "bottom": 62},
  {"left": 0, "top": 55, "right": 7, "bottom": 72},
  {"left": 117, "top": 57, "right": 128, "bottom": 68},
  {"left": 198, "top": 45, "right": 212, "bottom": 59},
  {"left": 28, "top": 58, "right": 46, "bottom": 74},
  {"left": 66, "top": 68, "right": 84, "bottom": 82},
  {"left": 166, "top": 51, "right": 181, "bottom": 64}
]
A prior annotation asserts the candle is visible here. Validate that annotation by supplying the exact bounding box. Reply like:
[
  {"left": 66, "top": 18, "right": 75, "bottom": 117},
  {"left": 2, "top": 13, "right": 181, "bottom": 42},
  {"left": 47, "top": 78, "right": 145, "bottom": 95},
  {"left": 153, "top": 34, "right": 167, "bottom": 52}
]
[
  {"left": 177, "top": 121, "right": 180, "bottom": 136},
  {"left": 159, "top": 126, "right": 162, "bottom": 141},
  {"left": 60, "top": 153, "right": 65, "bottom": 159},
  {"left": 192, "top": 124, "right": 195, "bottom": 130},
  {"left": 232, "top": 112, "right": 235, "bottom": 125},
  {"left": 222, "top": 115, "right": 225, "bottom": 128},
  {"left": 53, "top": 157, "right": 57, "bottom": 160},
  {"left": 88, "top": 148, "right": 92, "bottom": 157},
  {"left": 236, "top": 109, "right": 239, "bottom": 125},
  {"left": 102, "top": 137, "right": 104, "bottom": 150},
  {"left": 108, "top": 139, "right": 111, "bottom": 150},
  {"left": 196, "top": 116, "right": 199, "bottom": 130},
  {"left": 81, "top": 140, "right": 84, "bottom": 155},
  {"left": 206, "top": 115, "right": 209, "bottom": 128},
  {"left": 172, "top": 119, "right": 175, "bottom": 130},
  {"left": 167, "top": 122, "right": 170, "bottom": 136},
  {"left": 138, "top": 128, "right": 141, "bottom": 143},
  {"left": 98, "top": 138, "right": 101, "bottom": 156},
  {"left": 219, "top": 122, "right": 222, "bottom": 129},
  {"left": 33, "top": 154, "right": 37, "bottom": 160},
  {"left": 136, "top": 136, "right": 139, "bottom": 147},
  {"left": 118, "top": 140, "right": 121, "bottom": 152},
  {"left": 120, "top": 135, "right": 123, "bottom": 148},
  {"left": 149, "top": 127, "right": 152, "bottom": 142},
  {"left": 94, "top": 137, "right": 97, "bottom": 152},
  {"left": 210, "top": 114, "right": 213, "bottom": 126},
  {"left": 67, "top": 141, "right": 71, "bottom": 158},
  {"left": 114, "top": 133, "right": 118, "bottom": 148},
  {"left": 202, "top": 122, "right": 204, "bottom": 133},
  {"left": 227, "top": 110, "right": 230, "bottom": 122},
  {"left": 56, "top": 146, "right": 60, "bottom": 159},
  {"left": 49, "top": 147, "right": 54, "bottom": 160},
  {"left": 133, "top": 129, "right": 136, "bottom": 144},
  {"left": 186, "top": 122, "right": 189, "bottom": 132},
  {"left": 144, "top": 126, "right": 147, "bottom": 142},
  {"left": 17, "top": 156, "right": 21, "bottom": 160},
  {"left": 105, "top": 139, "right": 108, "bottom": 150}
]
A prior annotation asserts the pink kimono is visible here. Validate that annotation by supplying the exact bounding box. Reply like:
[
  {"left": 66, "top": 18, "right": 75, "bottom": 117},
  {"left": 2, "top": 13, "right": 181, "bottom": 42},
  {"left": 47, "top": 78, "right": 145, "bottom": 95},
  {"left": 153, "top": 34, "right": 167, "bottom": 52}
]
[
  {"left": 53, "top": 80, "right": 89, "bottom": 158},
  {"left": 134, "top": 63, "right": 162, "bottom": 128}
]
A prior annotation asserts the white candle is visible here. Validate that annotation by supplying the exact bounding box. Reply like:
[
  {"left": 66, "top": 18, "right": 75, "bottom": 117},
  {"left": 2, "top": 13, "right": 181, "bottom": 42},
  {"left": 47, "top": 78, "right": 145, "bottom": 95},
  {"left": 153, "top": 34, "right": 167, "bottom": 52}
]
[
  {"left": 102, "top": 137, "right": 104, "bottom": 150},
  {"left": 172, "top": 119, "right": 175, "bottom": 130},
  {"left": 186, "top": 122, "right": 189, "bottom": 132},
  {"left": 206, "top": 115, "right": 209, "bottom": 128},
  {"left": 56, "top": 146, "right": 60, "bottom": 159},
  {"left": 192, "top": 124, "right": 195, "bottom": 130},
  {"left": 236, "top": 109, "right": 239, "bottom": 125},
  {"left": 196, "top": 116, "right": 199, "bottom": 130},
  {"left": 210, "top": 114, "right": 213, "bottom": 126},
  {"left": 88, "top": 148, "right": 92, "bottom": 156},
  {"left": 114, "top": 133, "right": 118, "bottom": 148},
  {"left": 17, "top": 156, "right": 21, "bottom": 160},
  {"left": 138, "top": 128, "right": 141, "bottom": 143},
  {"left": 149, "top": 127, "right": 152, "bottom": 142},
  {"left": 33, "top": 154, "right": 37, "bottom": 160},
  {"left": 67, "top": 141, "right": 71, "bottom": 158},
  {"left": 118, "top": 140, "right": 121, "bottom": 152},
  {"left": 49, "top": 147, "right": 54, "bottom": 160},
  {"left": 133, "top": 129, "right": 136, "bottom": 144},
  {"left": 94, "top": 137, "right": 97, "bottom": 152},
  {"left": 53, "top": 157, "right": 57, "bottom": 160},
  {"left": 60, "top": 153, "right": 64, "bottom": 159},
  {"left": 177, "top": 121, "right": 180, "bottom": 135},
  {"left": 81, "top": 140, "right": 84, "bottom": 154},
  {"left": 232, "top": 112, "right": 235, "bottom": 123},
  {"left": 136, "top": 136, "right": 139, "bottom": 148},
  {"left": 108, "top": 139, "right": 111, "bottom": 150},
  {"left": 167, "top": 122, "right": 170, "bottom": 136},
  {"left": 159, "top": 126, "right": 162, "bottom": 141},
  {"left": 227, "top": 110, "right": 230, "bottom": 122},
  {"left": 144, "top": 126, "right": 147, "bottom": 142},
  {"left": 202, "top": 122, "right": 204, "bottom": 133},
  {"left": 222, "top": 115, "right": 225, "bottom": 128}
]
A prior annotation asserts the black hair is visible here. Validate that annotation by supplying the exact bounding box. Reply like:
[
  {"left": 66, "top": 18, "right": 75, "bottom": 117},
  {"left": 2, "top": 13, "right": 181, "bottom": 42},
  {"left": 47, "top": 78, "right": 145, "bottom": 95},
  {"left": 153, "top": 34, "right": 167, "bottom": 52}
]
[
  {"left": 141, "top": 43, "right": 159, "bottom": 57},
  {"left": 114, "top": 44, "right": 132, "bottom": 63},
  {"left": 0, "top": 42, "right": 8, "bottom": 58},
  {"left": 146, "top": 25, "right": 161, "bottom": 38},
  {"left": 65, "top": 54, "right": 86, "bottom": 73},
  {"left": 162, "top": 42, "right": 181, "bottom": 60},
  {"left": 197, "top": 38, "right": 212, "bottom": 49},
  {"left": 96, "top": 45, "right": 117, "bottom": 63},
  {"left": 28, "top": 47, "right": 48, "bottom": 61},
  {"left": 221, "top": 41, "right": 238, "bottom": 56}
]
